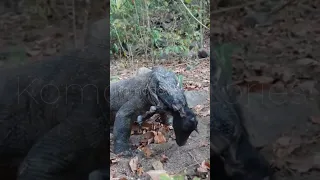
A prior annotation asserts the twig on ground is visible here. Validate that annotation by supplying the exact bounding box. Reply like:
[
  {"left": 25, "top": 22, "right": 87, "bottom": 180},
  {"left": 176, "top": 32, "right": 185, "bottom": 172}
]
[
  {"left": 188, "top": 151, "right": 201, "bottom": 166},
  {"left": 177, "top": 162, "right": 199, "bottom": 173}
]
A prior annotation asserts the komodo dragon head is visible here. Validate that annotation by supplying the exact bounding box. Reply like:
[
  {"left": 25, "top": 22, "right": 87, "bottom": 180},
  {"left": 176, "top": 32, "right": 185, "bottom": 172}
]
[
  {"left": 147, "top": 66, "right": 187, "bottom": 117},
  {"left": 172, "top": 106, "right": 198, "bottom": 146},
  {"left": 146, "top": 66, "right": 198, "bottom": 146}
]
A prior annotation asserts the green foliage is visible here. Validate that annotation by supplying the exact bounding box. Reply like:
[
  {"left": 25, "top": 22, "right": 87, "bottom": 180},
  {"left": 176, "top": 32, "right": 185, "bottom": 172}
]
[
  {"left": 110, "top": 76, "right": 120, "bottom": 82},
  {"left": 159, "top": 173, "right": 186, "bottom": 180},
  {"left": 110, "top": 0, "right": 209, "bottom": 60}
]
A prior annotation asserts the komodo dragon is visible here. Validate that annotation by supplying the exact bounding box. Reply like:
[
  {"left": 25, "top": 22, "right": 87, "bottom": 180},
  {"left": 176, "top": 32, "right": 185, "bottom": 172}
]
[
  {"left": 110, "top": 66, "right": 198, "bottom": 155},
  {"left": 210, "top": 52, "right": 272, "bottom": 180},
  {"left": 0, "top": 18, "right": 110, "bottom": 180}
]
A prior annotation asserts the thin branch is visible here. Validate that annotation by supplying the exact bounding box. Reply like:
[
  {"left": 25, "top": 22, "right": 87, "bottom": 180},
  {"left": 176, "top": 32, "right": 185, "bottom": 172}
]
[{"left": 178, "top": 0, "right": 209, "bottom": 30}]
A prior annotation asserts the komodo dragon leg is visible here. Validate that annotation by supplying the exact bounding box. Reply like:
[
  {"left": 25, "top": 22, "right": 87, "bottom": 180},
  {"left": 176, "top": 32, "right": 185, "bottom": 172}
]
[
  {"left": 16, "top": 112, "right": 108, "bottom": 180},
  {"left": 113, "top": 97, "right": 147, "bottom": 155}
]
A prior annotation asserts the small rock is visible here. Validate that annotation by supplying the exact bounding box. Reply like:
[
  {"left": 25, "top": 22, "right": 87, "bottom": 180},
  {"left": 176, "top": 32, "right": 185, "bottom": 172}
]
[
  {"left": 152, "top": 160, "right": 164, "bottom": 170},
  {"left": 198, "top": 49, "right": 208, "bottom": 58}
]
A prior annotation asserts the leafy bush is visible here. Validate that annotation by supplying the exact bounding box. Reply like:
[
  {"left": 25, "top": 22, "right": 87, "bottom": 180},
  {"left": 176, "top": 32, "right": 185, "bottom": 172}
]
[{"left": 110, "top": 0, "right": 209, "bottom": 61}]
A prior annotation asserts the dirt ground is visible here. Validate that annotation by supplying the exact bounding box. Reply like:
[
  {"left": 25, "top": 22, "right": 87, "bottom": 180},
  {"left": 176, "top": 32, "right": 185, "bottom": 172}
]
[{"left": 213, "top": 0, "right": 320, "bottom": 179}]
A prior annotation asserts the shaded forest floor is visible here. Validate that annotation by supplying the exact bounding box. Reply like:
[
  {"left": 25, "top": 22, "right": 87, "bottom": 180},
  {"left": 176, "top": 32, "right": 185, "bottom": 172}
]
[{"left": 213, "top": 0, "right": 320, "bottom": 179}]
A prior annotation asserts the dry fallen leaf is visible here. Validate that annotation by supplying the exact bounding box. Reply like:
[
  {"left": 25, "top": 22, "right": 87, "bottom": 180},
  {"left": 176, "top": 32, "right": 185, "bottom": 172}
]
[
  {"left": 141, "top": 146, "right": 152, "bottom": 158},
  {"left": 131, "top": 124, "right": 141, "bottom": 135},
  {"left": 201, "top": 160, "right": 210, "bottom": 170},
  {"left": 137, "top": 167, "right": 144, "bottom": 176},
  {"left": 197, "top": 160, "right": 210, "bottom": 174},
  {"left": 142, "top": 131, "right": 155, "bottom": 144},
  {"left": 129, "top": 156, "right": 139, "bottom": 172},
  {"left": 160, "top": 154, "right": 169, "bottom": 163},
  {"left": 141, "top": 121, "right": 155, "bottom": 131},
  {"left": 154, "top": 132, "right": 166, "bottom": 144},
  {"left": 158, "top": 126, "right": 170, "bottom": 135}
]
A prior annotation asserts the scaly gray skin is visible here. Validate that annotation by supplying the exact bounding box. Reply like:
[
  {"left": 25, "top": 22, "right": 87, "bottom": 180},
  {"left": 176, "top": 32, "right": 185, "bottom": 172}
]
[
  {"left": 210, "top": 54, "right": 272, "bottom": 180},
  {"left": 0, "top": 18, "right": 109, "bottom": 180},
  {"left": 110, "top": 66, "right": 196, "bottom": 154}
]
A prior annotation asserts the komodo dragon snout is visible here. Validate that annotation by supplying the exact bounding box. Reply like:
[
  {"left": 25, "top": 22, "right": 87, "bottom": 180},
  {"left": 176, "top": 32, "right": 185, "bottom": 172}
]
[{"left": 172, "top": 106, "right": 198, "bottom": 146}]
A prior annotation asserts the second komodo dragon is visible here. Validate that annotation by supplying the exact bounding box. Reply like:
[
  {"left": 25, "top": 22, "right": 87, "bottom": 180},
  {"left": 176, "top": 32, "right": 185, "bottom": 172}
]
[
  {"left": 0, "top": 18, "right": 109, "bottom": 180},
  {"left": 210, "top": 49, "right": 272, "bottom": 180},
  {"left": 110, "top": 67, "right": 198, "bottom": 155}
]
